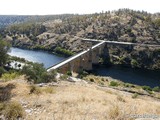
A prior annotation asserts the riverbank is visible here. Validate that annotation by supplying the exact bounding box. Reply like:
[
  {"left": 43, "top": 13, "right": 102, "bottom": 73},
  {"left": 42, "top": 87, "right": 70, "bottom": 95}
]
[{"left": 83, "top": 74, "right": 160, "bottom": 98}]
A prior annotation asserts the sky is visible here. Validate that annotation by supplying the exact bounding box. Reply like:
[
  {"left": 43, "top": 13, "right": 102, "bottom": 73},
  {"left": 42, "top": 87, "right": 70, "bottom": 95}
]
[{"left": 0, "top": 0, "right": 160, "bottom": 15}]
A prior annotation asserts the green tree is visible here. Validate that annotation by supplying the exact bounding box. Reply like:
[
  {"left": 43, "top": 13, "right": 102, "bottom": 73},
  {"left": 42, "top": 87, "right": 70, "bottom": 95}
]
[
  {"left": 131, "top": 59, "right": 139, "bottom": 68},
  {"left": 21, "top": 63, "right": 46, "bottom": 83},
  {"left": 0, "top": 40, "right": 10, "bottom": 66},
  {"left": 21, "top": 63, "right": 56, "bottom": 83},
  {"left": 154, "top": 18, "right": 160, "bottom": 27}
]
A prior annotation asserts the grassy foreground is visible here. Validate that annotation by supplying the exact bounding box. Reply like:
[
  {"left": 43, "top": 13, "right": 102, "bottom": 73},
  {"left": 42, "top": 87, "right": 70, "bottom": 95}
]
[{"left": 0, "top": 75, "right": 160, "bottom": 120}]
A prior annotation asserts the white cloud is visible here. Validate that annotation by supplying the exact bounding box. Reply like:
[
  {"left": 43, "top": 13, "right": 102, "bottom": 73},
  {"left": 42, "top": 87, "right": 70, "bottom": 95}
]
[{"left": 0, "top": 0, "right": 159, "bottom": 15}]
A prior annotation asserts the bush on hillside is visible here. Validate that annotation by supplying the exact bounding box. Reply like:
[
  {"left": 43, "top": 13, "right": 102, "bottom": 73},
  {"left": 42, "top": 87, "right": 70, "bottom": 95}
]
[
  {"left": 1, "top": 101, "right": 25, "bottom": 119},
  {"left": 154, "top": 18, "right": 160, "bottom": 27},
  {"left": 21, "top": 63, "right": 56, "bottom": 83},
  {"left": 1, "top": 72, "right": 20, "bottom": 82},
  {"left": 109, "top": 81, "right": 119, "bottom": 87},
  {"left": 153, "top": 86, "right": 160, "bottom": 92},
  {"left": 131, "top": 59, "right": 139, "bottom": 68},
  {"left": 0, "top": 67, "right": 6, "bottom": 77},
  {"left": 54, "top": 47, "right": 74, "bottom": 56},
  {"left": 67, "top": 71, "right": 72, "bottom": 76},
  {"left": 29, "top": 85, "right": 42, "bottom": 95},
  {"left": 142, "top": 86, "right": 152, "bottom": 91}
]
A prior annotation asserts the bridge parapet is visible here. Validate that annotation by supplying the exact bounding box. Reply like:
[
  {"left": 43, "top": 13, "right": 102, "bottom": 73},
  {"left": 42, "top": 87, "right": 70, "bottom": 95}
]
[{"left": 47, "top": 41, "right": 106, "bottom": 73}]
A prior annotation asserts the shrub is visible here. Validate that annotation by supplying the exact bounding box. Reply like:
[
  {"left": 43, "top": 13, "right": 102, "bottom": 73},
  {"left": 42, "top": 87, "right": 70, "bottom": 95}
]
[
  {"left": 98, "top": 81, "right": 104, "bottom": 86},
  {"left": 60, "top": 74, "right": 69, "bottom": 80},
  {"left": 108, "top": 105, "right": 119, "bottom": 119},
  {"left": 117, "top": 95, "right": 125, "bottom": 102},
  {"left": 131, "top": 59, "right": 139, "bottom": 68},
  {"left": 54, "top": 47, "right": 74, "bottom": 56},
  {"left": 9, "top": 56, "right": 26, "bottom": 62},
  {"left": 109, "top": 81, "right": 118, "bottom": 87},
  {"left": 79, "top": 74, "right": 84, "bottom": 79},
  {"left": 132, "top": 93, "right": 138, "bottom": 99},
  {"left": 0, "top": 40, "right": 10, "bottom": 66},
  {"left": 101, "top": 78, "right": 105, "bottom": 81},
  {"left": 67, "top": 71, "right": 72, "bottom": 76},
  {"left": 0, "top": 67, "right": 6, "bottom": 77},
  {"left": 21, "top": 63, "right": 56, "bottom": 83},
  {"left": 90, "top": 78, "right": 94, "bottom": 82},
  {"left": 1, "top": 72, "right": 19, "bottom": 82},
  {"left": 153, "top": 86, "right": 160, "bottom": 92},
  {"left": 78, "top": 70, "right": 88, "bottom": 78},
  {"left": 154, "top": 18, "right": 160, "bottom": 27},
  {"left": 142, "top": 86, "right": 152, "bottom": 91},
  {"left": 119, "top": 56, "right": 126, "bottom": 64},
  {"left": 0, "top": 83, "right": 15, "bottom": 102},
  {"left": 29, "top": 85, "right": 41, "bottom": 95},
  {"left": 43, "top": 87, "right": 56, "bottom": 94},
  {"left": 0, "top": 103, "right": 5, "bottom": 113},
  {"left": 124, "top": 83, "right": 130, "bottom": 87},
  {"left": 41, "top": 71, "right": 57, "bottom": 83},
  {"left": 3, "top": 101, "right": 25, "bottom": 119},
  {"left": 124, "top": 83, "right": 135, "bottom": 88}
]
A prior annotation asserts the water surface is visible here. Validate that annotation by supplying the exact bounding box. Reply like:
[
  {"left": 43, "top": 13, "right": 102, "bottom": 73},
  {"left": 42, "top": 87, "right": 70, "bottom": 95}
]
[
  {"left": 8, "top": 47, "right": 66, "bottom": 68},
  {"left": 93, "top": 66, "right": 160, "bottom": 88}
]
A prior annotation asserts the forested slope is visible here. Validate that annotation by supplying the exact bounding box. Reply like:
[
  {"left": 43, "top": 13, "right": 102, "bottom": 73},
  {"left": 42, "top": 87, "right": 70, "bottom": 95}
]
[{"left": 1, "top": 9, "right": 160, "bottom": 69}]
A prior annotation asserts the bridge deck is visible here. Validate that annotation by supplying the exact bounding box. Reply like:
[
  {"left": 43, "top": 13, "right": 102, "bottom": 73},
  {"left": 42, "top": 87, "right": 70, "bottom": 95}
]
[
  {"left": 82, "top": 38, "right": 160, "bottom": 47},
  {"left": 47, "top": 41, "right": 105, "bottom": 72}
]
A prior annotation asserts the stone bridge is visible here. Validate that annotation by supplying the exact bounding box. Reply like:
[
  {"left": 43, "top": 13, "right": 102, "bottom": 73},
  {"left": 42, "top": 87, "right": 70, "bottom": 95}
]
[
  {"left": 47, "top": 41, "right": 106, "bottom": 73},
  {"left": 47, "top": 38, "right": 160, "bottom": 73}
]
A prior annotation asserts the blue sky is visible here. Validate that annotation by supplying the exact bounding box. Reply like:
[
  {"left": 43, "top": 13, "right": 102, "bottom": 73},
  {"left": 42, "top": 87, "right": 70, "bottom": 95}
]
[{"left": 0, "top": 0, "right": 159, "bottom": 15}]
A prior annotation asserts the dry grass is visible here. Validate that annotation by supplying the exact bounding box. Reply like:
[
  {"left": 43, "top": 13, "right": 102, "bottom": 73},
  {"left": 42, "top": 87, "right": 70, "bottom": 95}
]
[
  {"left": 0, "top": 83, "right": 16, "bottom": 102},
  {"left": 108, "top": 104, "right": 120, "bottom": 119},
  {"left": 29, "top": 85, "right": 42, "bottom": 95},
  {"left": 29, "top": 85, "right": 56, "bottom": 95},
  {"left": 83, "top": 75, "right": 109, "bottom": 86},
  {"left": 117, "top": 95, "right": 126, "bottom": 102},
  {"left": 0, "top": 77, "right": 160, "bottom": 120},
  {"left": 0, "top": 101, "right": 25, "bottom": 119},
  {"left": 42, "top": 86, "right": 56, "bottom": 94}
]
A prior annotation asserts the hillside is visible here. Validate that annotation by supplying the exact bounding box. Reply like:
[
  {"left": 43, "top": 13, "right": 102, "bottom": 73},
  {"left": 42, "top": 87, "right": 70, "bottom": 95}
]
[
  {"left": 0, "top": 76, "right": 160, "bottom": 120},
  {"left": 0, "top": 15, "right": 29, "bottom": 28},
  {"left": 1, "top": 9, "right": 160, "bottom": 69},
  {"left": 3, "top": 9, "right": 160, "bottom": 48},
  {"left": 0, "top": 14, "right": 74, "bottom": 28}
]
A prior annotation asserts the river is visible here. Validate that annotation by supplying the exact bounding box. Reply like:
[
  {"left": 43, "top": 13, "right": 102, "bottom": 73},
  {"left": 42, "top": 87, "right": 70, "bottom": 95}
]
[
  {"left": 8, "top": 47, "right": 66, "bottom": 68},
  {"left": 93, "top": 66, "right": 160, "bottom": 88},
  {"left": 8, "top": 47, "right": 160, "bottom": 88}
]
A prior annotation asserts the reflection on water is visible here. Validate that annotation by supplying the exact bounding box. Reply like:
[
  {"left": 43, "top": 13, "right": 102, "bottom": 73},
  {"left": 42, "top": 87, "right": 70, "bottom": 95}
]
[
  {"left": 93, "top": 66, "right": 160, "bottom": 88},
  {"left": 8, "top": 47, "right": 66, "bottom": 68}
]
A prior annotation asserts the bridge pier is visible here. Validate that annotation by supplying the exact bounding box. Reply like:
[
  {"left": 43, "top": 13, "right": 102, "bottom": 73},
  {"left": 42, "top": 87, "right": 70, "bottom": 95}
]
[
  {"left": 57, "top": 64, "right": 69, "bottom": 74},
  {"left": 81, "top": 50, "right": 92, "bottom": 71},
  {"left": 92, "top": 48, "right": 99, "bottom": 64},
  {"left": 47, "top": 40, "right": 106, "bottom": 74}
]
